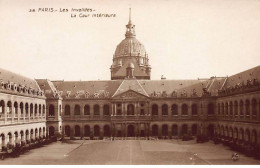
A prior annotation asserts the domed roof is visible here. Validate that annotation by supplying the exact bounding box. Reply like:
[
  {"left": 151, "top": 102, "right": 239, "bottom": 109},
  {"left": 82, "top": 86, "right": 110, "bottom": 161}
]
[{"left": 114, "top": 37, "right": 146, "bottom": 57}]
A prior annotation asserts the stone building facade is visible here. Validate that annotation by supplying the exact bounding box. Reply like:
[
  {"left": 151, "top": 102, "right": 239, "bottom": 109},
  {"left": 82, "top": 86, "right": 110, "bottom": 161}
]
[{"left": 0, "top": 11, "right": 260, "bottom": 150}]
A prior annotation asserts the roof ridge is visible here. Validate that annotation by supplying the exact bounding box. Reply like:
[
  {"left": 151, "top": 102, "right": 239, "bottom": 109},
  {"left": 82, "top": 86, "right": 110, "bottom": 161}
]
[{"left": 112, "top": 80, "right": 125, "bottom": 97}]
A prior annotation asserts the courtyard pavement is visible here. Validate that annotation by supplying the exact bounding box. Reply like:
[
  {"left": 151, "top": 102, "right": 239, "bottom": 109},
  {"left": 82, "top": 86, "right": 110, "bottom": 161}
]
[{"left": 0, "top": 139, "right": 260, "bottom": 165}]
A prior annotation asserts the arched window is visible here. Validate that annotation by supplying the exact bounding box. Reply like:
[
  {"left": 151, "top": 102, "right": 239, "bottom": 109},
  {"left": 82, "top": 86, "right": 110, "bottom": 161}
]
[
  {"left": 75, "top": 125, "right": 80, "bottom": 137},
  {"left": 181, "top": 104, "right": 188, "bottom": 115},
  {"left": 152, "top": 104, "right": 158, "bottom": 116},
  {"left": 221, "top": 103, "right": 224, "bottom": 115},
  {"left": 43, "top": 105, "right": 45, "bottom": 116},
  {"left": 49, "top": 126, "right": 55, "bottom": 137},
  {"left": 252, "top": 99, "right": 257, "bottom": 116},
  {"left": 192, "top": 124, "right": 197, "bottom": 136},
  {"left": 0, "top": 100, "right": 5, "bottom": 116},
  {"left": 39, "top": 104, "right": 41, "bottom": 116},
  {"left": 239, "top": 100, "right": 244, "bottom": 116},
  {"left": 84, "top": 125, "right": 90, "bottom": 137},
  {"left": 65, "top": 105, "right": 70, "bottom": 115},
  {"left": 49, "top": 104, "right": 55, "bottom": 116},
  {"left": 127, "top": 104, "right": 134, "bottom": 115},
  {"left": 152, "top": 125, "right": 158, "bottom": 136},
  {"left": 94, "top": 125, "right": 100, "bottom": 137},
  {"left": 35, "top": 104, "right": 38, "bottom": 116},
  {"left": 234, "top": 101, "right": 238, "bottom": 116},
  {"left": 94, "top": 105, "right": 100, "bottom": 116},
  {"left": 162, "top": 104, "right": 168, "bottom": 116},
  {"left": 162, "top": 125, "right": 168, "bottom": 136},
  {"left": 65, "top": 126, "right": 71, "bottom": 137},
  {"left": 30, "top": 103, "right": 33, "bottom": 116},
  {"left": 171, "top": 104, "right": 178, "bottom": 115},
  {"left": 74, "top": 105, "right": 80, "bottom": 115},
  {"left": 172, "top": 125, "right": 178, "bottom": 136},
  {"left": 20, "top": 102, "right": 23, "bottom": 115},
  {"left": 84, "top": 105, "right": 90, "bottom": 115},
  {"left": 229, "top": 101, "right": 233, "bottom": 116},
  {"left": 14, "top": 102, "right": 18, "bottom": 117},
  {"left": 7, "top": 101, "right": 12, "bottom": 115},
  {"left": 191, "top": 104, "right": 197, "bottom": 115},
  {"left": 225, "top": 102, "right": 228, "bottom": 115},
  {"left": 182, "top": 124, "right": 188, "bottom": 135},
  {"left": 25, "top": 103, "right": 29, "bottom": 116},
  {"left": 104, "top": 125, "right": 110, "bottom": 137},
  {"left": 245, "top": 99, "right": 250, "bottom": 116},
  {"left": 207, "top": 103, "right": 214, "bottom": 115},
  {"left": 103, "top": 104, "right": 109, "bottom": 116}
]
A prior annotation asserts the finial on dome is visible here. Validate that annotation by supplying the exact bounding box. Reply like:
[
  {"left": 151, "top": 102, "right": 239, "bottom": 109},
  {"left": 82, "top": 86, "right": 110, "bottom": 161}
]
[{"left": 125, "top": 8, "right": 135, "bottom": 38}]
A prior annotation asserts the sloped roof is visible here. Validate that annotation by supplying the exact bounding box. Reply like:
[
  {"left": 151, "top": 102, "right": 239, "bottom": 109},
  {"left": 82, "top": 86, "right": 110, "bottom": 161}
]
[
  {"left": 223, "top": 65, "right": 260, "bottom": 89},
  {"left": 0, "top": 68, "right": 40, "bottom": 90},
  {"left": 36, "top": 79, "right": 59, "bottom": 98},
  {"left": 51, "top": 80, "right": 122, "bottom": 99},
  {"left": 139, "top": 79, "right": 209, "bottom": 97}
]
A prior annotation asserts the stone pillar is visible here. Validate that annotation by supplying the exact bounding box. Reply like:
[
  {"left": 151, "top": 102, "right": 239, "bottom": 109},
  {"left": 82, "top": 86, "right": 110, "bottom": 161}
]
[
  {"left": 90, "top": 104, "right": 94, "bottom": 118},
  {"left": 114, "top": 103, "right": 117, "bottom": 116},
  {"left": 158, "top": 124, "right": 162, "bottom": 138},
  {"left": 100, "top": 104, "right": 104, "bottom": 119},
  {"left": 158, "top": 103, "right": 162, "bottom": 118}
]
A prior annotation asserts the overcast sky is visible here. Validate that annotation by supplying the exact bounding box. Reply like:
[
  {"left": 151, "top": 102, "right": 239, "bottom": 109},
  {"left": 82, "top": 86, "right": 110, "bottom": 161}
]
[{"left": 0, "top": 0, "right": 260, "bottom": 81}]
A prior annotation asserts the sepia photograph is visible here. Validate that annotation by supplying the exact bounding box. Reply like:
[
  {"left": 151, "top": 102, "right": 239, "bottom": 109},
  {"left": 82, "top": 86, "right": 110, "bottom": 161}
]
[{"left": 0, "top": 0, "right": 260, "bottom": 165}]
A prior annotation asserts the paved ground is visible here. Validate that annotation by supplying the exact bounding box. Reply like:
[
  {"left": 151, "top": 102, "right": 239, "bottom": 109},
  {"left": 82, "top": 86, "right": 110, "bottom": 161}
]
[{"left": 0, "top": 139, "right": 260, "bottom": 165}]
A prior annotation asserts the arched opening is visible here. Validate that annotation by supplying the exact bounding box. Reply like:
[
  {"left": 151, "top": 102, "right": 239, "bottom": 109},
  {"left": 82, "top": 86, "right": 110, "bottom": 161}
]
[
  {"left": 94, "top": 105, "right": 100, "bottom": 116},
  {"left": 39, "top": 104, "right": 42, "bottom": 116},
  {"left": 127, "top": 104, "right": 134, "bottom": 115},
  {"left": 84, "top": 105, "right": 90, "bottom": 115},
  {"left": 84, "top": 125, "right": 90, "bottom": 137},
  {"left": 208, "top": 124, "right": 214, "bottom": 137},
  {"left": 14, "top": 102, "right": 18, "bottom": 117},
  {"left": 20, "top": 130, "right": 24, "bottom": 141},
  {"left": 7, "top": 101, "right": 12, "bottom": 117},
  {"left": 252, "top": 130, "right": 257, "bottom": 145},
  {"left": 65, "top": 125, "right": 71, "bottom": 137},
  {"left": 49, "top": 126, "right": 55, "bottom": 137},
  {"left": 75, "top": 125, "right": 80, "bottom": 137},
  {"left": 182, "top": 124, "right": 188, "bottom": 135},
  {"left": 171, "top": 104, "right": 178, "bottom": 115},
  {"left": 181, "top": 104, "right": 188, "bottom": 115},
  {"left": 252, "top": 99, "right": 257, "bottom": 116},
  {"left": 7, "top": 132, "right": 12, "bottom": 144},
  {"left": 104, "top": 125, "right": 111, "bottom": 137},
  {"left": 239, "top": 128, "right": 244, "bottom": 141},
  {"left": 127, "top": 125, "right": 135, "bottom": 137},
  {"left": 229, "top": 127, "right": 233, "bottom": 138},
  {"left": 152, "top": 125, "right": 158, "bottom": 136},
  {"left": 14, "top": 132, "right": 18, "bottom": 144},
  {"left": 234, "top": 128, "right": 238, "bottom": 139},
  {"left": 245, "top": 100, "right": 250, "bottom": 116},
  {"left": 162, "top": 104, "right": 168, "bottom": 116},
  {"left": 162, "top": 124, "right": 168, "bottom": 136},
  {"left": 234, "top": 101, "right": 238, "bottom": 116},
  {"left": 245, "top": 129, "right": 250, "bottom": 142},
  {"left": 25, "top": 130, "right": 29, "bottom": 141},
  {"left": 103, "top": 105, "right": 110, "bottom": 116},
  {"left": 94, "top": 125, "right": 100, "bottom": 137},
  {"left": 229, "top": 101, "right": 233, "bottom": 116},
  {"left": 65, "top": 105, "right": 70, "bottom": 115},
  {"left": 0, "top": 134, "right": 5, "bottom": 148},
  {"left": 192, "top": 104, "right": 197, "bottom": 115},
  {"left": 225, "top": 102, "right": 228, "bottom": 115},
  {"left": 34, "top": 104, "right": 38, "bottom": 116},
  {"left": 152, "top": 104, "right": 158, "bottom": 116},
  {"left": 49, "top": 104, "right": 55, "bottom": 116},
  {"left": 172, "top": 125, "right": 178, "bottom": 136},
  {"left": 207, "top": 103, "right": 214, "bottom": 115},
  {"left": 39, "top": 128, "right": 42, "bottom": 138},
  {"left": 43, "top": 105, "right": 45, "bottom": 116},
  {"left": 0, "top": 100, "right": 5, "bottom": 118},
  {"left": 221, "top": 103, "right": 224, "bottom": 115},
  {"left": 74, "top": 105, "right": 80, "bottom": 115},
  {"left": 239, "top": 100, "right": 244, "bottom": 116},
  {"left": 191, "top": 124, "right": 197, "bottom": 136}
]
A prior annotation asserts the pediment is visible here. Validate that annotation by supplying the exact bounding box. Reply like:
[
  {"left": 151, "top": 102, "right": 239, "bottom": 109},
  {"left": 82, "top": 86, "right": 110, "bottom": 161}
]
[{"left": 112, "top": 89, "right": 148, "bottom": 99}]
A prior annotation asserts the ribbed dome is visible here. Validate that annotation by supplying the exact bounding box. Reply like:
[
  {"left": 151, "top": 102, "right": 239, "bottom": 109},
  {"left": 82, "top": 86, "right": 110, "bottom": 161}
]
[{"left": 114, "top": 37, "right": 146, "bottom": 58}]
